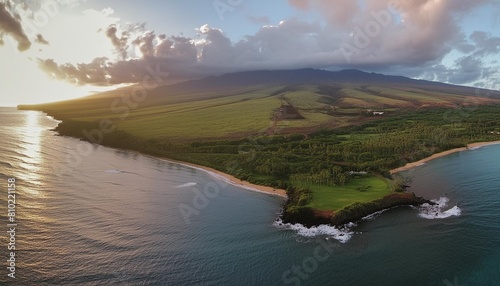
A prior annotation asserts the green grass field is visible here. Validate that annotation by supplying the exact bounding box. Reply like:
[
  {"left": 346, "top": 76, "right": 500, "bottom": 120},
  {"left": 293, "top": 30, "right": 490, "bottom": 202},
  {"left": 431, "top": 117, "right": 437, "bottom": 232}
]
[
  {"left": 341, "top": 88, "right": 410, "bottom": 107},
  {"left": 305, "top": 176, "right": 392, "bottom": 211},
  {"left": 20, "top": 78, "right": 500, "bottom": 221},
  {"left": 24, "top": 80, "right": 500, "bottom": 142},
  {"left": 116, "top": 96, "right": 281, "bottom": 140}
]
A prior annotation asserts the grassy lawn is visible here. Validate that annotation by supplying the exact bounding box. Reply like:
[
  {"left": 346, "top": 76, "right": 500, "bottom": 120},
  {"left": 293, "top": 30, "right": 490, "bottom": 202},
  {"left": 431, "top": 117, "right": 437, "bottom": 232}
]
[{"left": 305, "top": 176, "right": 393, "bottom": 211}]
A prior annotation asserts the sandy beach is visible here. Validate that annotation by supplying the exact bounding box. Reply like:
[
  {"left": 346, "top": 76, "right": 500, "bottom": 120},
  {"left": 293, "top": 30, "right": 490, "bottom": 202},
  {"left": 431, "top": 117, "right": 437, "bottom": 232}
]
[
  {"left": 156, "top": 156, "right": 288, "bottom": 198},
  {"left": 144, "top": 140, "right": 500, "bottom": 197},
  {"left": 390, "top": 140, "right": 500, "bottom": 174}
]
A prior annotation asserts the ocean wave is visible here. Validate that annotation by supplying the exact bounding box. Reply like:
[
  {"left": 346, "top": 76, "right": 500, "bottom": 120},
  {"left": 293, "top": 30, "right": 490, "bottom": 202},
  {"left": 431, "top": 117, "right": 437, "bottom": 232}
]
[
  {"left": 174, "top": 182, "right": 197, "bottom": 188},
  {"left": 417, "top": 197, "right": 462, "bottom": 219},
  {"left": 0, "top": 160, "right": 14, "bottom": 168},
  {"left": 273, "top": 219, "right": 355, "bottom": 243}
]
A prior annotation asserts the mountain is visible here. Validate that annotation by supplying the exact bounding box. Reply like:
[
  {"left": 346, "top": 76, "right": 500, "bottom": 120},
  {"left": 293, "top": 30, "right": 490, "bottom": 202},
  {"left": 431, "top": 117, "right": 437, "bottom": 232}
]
[
  {"left": 19, "top": 68, "right": 500, "bottom": 141},
  {"left": 32, "top": 68, "right": 500, "bottom": 108},
  {"left": 148, "top": 68, "right": 495, "bottom": 99}
]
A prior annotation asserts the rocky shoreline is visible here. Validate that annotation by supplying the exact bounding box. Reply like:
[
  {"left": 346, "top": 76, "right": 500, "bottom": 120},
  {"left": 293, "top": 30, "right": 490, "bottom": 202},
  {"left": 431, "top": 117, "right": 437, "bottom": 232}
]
[{"left": 281, "top": 192, "right": 434, "bottom": 227}]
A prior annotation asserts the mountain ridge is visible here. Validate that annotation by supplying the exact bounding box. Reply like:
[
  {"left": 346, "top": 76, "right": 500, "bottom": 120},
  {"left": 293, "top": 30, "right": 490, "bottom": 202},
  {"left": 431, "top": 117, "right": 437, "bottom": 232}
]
[
  {"left": 151, "top": 68, "right": 497, "bottom": 98},
  {"left": 19, "top": 67, "right": 500, "bottom": 141}
]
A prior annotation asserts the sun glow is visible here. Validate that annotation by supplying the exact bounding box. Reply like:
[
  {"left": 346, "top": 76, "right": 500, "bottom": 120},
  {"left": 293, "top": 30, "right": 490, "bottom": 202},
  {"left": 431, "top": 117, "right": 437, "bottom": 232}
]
[
  {"left": 0, "top": 6, "right": 122, "bottom": 107},
  {"left": 21, "top": 111, "right": 42, "bottom": 168},
  {"left": 0, "top": 47, "right": 114, "bottom": 106},
  {"left": 15, "top": 111, "right": 43, "bottom": 197}
]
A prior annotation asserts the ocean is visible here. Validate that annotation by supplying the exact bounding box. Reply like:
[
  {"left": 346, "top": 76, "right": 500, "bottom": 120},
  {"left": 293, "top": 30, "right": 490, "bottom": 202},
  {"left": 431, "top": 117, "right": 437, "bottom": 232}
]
[{"left": 0, "top": 107, "right": 499, "bottom": 285}]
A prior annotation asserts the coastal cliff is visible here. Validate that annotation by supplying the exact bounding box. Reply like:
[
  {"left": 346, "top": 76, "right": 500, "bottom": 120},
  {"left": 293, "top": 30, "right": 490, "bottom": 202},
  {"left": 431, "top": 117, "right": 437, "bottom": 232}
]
[{"left": 282, "top": 192, "right": 433, "bottom": 227}]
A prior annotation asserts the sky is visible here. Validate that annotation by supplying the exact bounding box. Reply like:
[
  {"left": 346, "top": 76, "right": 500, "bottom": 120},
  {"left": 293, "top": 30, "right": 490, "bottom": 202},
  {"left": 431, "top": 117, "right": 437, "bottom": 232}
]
[{"left": 0, "top": 0, "right": 499, "bottom": 106}]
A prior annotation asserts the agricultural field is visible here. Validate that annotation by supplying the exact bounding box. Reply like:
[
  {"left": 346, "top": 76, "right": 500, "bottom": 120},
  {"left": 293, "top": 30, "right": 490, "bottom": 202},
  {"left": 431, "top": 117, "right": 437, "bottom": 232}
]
[
  {"left": 19, "top": 69, "right": 500, "bottom": 221},
  {"left": 23, "top": 68, "right": 500, "bottom": 142}
]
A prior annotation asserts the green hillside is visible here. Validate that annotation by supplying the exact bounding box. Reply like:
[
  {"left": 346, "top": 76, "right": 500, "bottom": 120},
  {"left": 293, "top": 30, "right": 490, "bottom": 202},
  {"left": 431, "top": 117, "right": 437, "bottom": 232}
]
[
  {"left": 20, "top": 80, "right": 500, "bottom": 141},
  {"left": 19, "top": 69, "right": 500, "bottom": 225}
]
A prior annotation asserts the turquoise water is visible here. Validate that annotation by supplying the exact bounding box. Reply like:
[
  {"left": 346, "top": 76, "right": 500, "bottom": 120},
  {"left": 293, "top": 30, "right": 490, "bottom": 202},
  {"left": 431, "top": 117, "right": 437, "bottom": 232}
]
[{"left": 0, "top": 107, "right": 499, "bottom": 285}]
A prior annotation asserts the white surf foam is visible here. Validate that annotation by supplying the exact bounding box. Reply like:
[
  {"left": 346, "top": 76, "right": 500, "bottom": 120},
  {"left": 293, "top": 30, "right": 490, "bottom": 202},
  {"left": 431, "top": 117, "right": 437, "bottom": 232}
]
[
  {"left": 273, "top": 219, "right": 355, "bottom": 243},
  {"left": 362, "top": 208, "right": 391, "bottom": 221},
  {"left": 417, "top": 197, "right": 462, "bottom": 219},
  {"left": 174, "top": 182, "right": 197, "bottom": 188}
]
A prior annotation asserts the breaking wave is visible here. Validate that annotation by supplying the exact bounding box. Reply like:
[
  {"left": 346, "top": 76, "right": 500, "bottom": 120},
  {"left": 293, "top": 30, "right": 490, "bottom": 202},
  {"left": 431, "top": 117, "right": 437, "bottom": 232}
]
[
  {"left": 174, "top": 182, "right": 197, "bottom": 188},
  {"left": 417, "top": 197, "right": 462, "bottom": 219},
  {"left": 273, "top": 219, "right": 355, "bottom": 243}
]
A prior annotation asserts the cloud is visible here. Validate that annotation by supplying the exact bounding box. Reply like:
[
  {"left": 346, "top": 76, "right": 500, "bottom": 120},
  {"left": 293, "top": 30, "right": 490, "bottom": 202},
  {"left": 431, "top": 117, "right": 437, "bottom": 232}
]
[
  {"left": 283, "top": 0, "right": 494, "bottom": 65},
  {"left": 38, "top": 57, "right": 108, "bottom": 85},
  {"left": 448, "top": 56, "right": 485, "bottom": 84},
  {"left": 105, "top": 25, "right": 128, "bottom": 59},
  {"left": 421, "top": 55, "right": 497, "bottom": 86},
  {"left": 132, "top": 30, "right": 156, "bottom": 58},
  {"left": 37, "top": 21, "right": 330, "bottom": 85},
  {"left": 419, "top": 30, "right": 500, "bottom": 87},
  {"left": 35, "top": 34, "right": 49, "bottom": 45},
  {"left": 37, "top": 26, "right": 202, "bottom": 85},
  {"left": 34, "top": 1, "right": 499, "bottom": 90},
  {"left": 0, "top": 1, "right": 31, "bottom": 51},
  {"left": 56, "top": 0, "right": 87, "bottom": 8},
  {"left": 469, "top": 31, "right": 500, "bottom": 57}
]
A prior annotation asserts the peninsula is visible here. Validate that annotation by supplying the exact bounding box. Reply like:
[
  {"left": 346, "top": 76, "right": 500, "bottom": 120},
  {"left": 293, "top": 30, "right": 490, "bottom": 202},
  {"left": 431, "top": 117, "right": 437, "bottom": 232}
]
[{"left": 19, "top": 69, "right": 500, "bottom": 227}]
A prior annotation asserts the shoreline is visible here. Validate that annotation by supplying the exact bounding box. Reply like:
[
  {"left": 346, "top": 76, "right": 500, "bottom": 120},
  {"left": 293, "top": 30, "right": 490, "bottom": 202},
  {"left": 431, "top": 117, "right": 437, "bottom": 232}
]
[
  {"left": 34, "top": 111, "right": 288, "bottom": 199},
  {"left": 143, "top": 155, "right": 288, "bottom": 199},
  {"left": 390, "top": 140, "right": 500, "bottom": 174}
]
